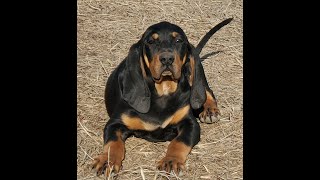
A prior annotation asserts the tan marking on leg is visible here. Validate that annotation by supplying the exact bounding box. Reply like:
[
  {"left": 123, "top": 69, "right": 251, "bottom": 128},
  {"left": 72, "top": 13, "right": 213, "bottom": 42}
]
[
  {"left": 92, "top": 131, "right": 125, "bottom": 177},
  {"left": 206, "top": 90, "right": 214, "bottom": 101},
  {"left": 165, "top": 140, "right": 191, "bottom": 162},
  {"left": 199, "top": 90, "right": 220, "bottom": 123},
  {"left": 204, "top": 90, "right": 218, "bottom": 110},
  {"left": 157, "top": 140, "right": 191, "bottom": 173}
]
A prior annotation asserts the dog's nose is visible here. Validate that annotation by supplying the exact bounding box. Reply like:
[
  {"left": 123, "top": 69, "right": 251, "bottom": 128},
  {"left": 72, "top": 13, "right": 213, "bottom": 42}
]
[{"left": 160, "top": 53, "right": 174, "bottom": 65}]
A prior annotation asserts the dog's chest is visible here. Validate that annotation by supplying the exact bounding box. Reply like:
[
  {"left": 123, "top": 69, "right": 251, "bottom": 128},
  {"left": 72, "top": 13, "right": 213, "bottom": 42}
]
[{"left": 122, "top": 105, "right": 190, "bottom": 131}]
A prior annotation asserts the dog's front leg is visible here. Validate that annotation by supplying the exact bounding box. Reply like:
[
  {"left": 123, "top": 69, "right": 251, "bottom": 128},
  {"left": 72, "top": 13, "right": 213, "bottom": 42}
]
[
  {"left": 199, "top": 89, "right": 221, "bottom": 123},
  {"left": 157, "top": 117, "right": 200, "bottom": 175},
  {"left": 92, "top": 120, "right": 129, "bottom": 177}
]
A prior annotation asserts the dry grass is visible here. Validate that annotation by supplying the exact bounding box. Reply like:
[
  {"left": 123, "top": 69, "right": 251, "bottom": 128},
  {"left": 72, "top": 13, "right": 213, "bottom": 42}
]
[{"left": 77, "top": 0, "right": 242, "bottom": 179}]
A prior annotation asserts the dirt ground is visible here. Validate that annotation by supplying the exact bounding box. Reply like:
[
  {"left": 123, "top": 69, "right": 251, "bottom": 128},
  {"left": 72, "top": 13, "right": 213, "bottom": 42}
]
[{"left": 77, "top": 0, "right": 242, "bottom": 179}]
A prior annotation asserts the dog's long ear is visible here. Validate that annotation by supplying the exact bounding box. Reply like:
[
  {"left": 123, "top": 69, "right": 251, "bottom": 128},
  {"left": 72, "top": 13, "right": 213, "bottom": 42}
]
[
  {"left": 185, "top": 45, "right": 207, "bottom": 109},
  {"left": 120, "top": 42, "right": 151, "bottom": 113}
]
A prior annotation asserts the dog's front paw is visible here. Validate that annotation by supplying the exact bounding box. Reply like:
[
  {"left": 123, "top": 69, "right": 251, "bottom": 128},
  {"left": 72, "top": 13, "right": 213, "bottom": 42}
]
[
  {"left": 92, "top": 150, "right": 123, "bottom": 177},
  {"left": 157, "top": 156, "right": 185, "bottom": 175},
  {"left": 199, "top": 102, "right": 220, "bottom": 124}
]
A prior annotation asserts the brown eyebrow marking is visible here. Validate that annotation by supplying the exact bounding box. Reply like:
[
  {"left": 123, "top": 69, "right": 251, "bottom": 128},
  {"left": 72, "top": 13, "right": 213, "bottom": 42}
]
[
  {"left": 152, "top": 33, "right": 159, "bottom": 40},
  {"left": 172, "top": 32, "right": 179, "bottom": 38}
]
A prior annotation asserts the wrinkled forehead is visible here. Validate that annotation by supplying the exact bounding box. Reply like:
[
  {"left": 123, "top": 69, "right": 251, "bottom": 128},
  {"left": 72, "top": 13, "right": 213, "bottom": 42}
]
[{"left": 142, "top": 22, "right": 187, "bottom": 39}]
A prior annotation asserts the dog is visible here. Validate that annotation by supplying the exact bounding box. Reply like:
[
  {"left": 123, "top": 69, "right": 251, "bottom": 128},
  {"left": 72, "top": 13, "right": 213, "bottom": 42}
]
[{"left": 92, "top": 18, "right": 233, "bottom": 177}]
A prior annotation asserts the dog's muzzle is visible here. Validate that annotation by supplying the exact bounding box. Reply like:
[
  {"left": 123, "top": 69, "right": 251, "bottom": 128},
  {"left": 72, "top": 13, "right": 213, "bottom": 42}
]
[{"left": 159, "top": 52, "right": 174, "bottom": 66}]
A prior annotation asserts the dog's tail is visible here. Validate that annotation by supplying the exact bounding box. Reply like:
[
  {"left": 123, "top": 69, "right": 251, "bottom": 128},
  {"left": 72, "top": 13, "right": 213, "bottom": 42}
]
[{"left": 194, "top": 18, "right": 233, "bottom": 57}]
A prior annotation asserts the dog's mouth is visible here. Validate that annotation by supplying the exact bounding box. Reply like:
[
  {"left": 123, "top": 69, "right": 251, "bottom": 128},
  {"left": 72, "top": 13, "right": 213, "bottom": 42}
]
[
  {"left": 153, "top": 69, "right": 175, "bottom": 83},
  {"left": 161, "top": 70, "right": 173, "bottom": 76}
]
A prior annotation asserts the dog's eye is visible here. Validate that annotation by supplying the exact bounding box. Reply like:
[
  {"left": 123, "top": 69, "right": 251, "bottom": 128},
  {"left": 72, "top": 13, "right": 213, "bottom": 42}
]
[{"left": 175, "top": 38, "right": 183, "bottom": 43}]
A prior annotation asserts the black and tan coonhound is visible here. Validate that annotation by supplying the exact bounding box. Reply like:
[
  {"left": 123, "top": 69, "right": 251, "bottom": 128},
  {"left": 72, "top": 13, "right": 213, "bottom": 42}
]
[{"left": 92, "top": 18, "right": 233, "bottom": 177}]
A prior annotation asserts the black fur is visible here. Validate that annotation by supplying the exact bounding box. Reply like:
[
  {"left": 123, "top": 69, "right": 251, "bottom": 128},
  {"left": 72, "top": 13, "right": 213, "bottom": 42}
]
[
  {"left": 95, "top": 19, "right": 233, "bottom": 175},
  {"left": 104, "top": 18, "right": 232, "bottom": 147}
]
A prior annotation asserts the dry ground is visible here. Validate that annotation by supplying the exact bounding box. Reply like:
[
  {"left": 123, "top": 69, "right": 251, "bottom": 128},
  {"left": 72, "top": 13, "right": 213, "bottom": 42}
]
[{"left": 77, "top": 0, "right": 242, "bottom": 179}]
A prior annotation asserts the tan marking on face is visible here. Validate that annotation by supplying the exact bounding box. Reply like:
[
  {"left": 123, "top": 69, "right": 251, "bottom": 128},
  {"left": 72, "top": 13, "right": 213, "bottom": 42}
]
[
  {"left": 172, "top": 32, "right": 179, "bottom": 38},
  {"left": 121, "top": 114, "right": 159, "bottom": 131},
  {"left": 161, "top": 105, "right": 190, "bottom": 128},
  {"left": 152, "top": 33, "right": 159, "bottom": 40},
  {"left": 171, "top": 50, "right": 184, "bottom": 79},
  {"left": 165, "top": 140, "right": 191, "bottom": 162},
  {"left": 155, "top": 78, "right": 178, "bottom": 96},
  {"left": 182, "top": 53, "right": 187, "bottom": 64},
  {"left": 140, "top": 57, "right": 147, "bottom": 78},
  {"left": 188, "top": 56, "right": 195, "bottom": 86},
  {"left": 143, "top": 50, "right": 150, "bottom": 68},
  {"left": 149, "top": 53, "right": 162, "bottom": 79}
]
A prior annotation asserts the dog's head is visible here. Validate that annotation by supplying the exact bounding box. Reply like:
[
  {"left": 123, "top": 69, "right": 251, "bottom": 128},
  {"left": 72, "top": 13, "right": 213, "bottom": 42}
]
[
  {"left": 121, "top": 22, "right": 206, "bottom": 113},
  {"left": 141, "top": 22, "right": 189, "bottom": 82}
]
